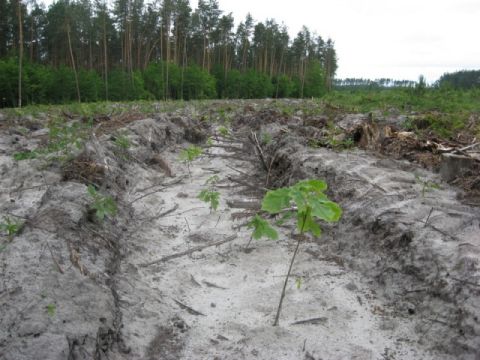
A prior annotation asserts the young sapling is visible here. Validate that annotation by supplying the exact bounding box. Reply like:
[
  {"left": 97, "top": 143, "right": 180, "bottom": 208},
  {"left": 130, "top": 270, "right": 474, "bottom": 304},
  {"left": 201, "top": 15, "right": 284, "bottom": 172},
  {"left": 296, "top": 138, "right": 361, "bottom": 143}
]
[
  {"left": 415, "top": 175, "right": 441, "bottom": 198},
  {"left": 197, "top": 189, "right": 220, "bottom": 212},
  {"left": 198, "top": 175, "right": 221, "bottom": 212},
  {"left": 250, "top": 179, "right": 342, "bottom": 326},
  {"left": 179, "top": 145, "right": 203, "bottom": 178},
  {"left": 87, "top": 185, "right": 117, "bottom": 221}
]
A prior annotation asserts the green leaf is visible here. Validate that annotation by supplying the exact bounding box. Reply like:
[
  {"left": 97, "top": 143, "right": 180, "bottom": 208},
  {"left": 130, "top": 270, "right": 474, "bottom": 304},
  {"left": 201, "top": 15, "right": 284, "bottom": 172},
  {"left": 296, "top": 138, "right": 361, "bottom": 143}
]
[
  {"left": 289, "top": 188, "right": 308, "bottom": 212},
  {"left": 248, "top": 215, "right": 278, "bottom": 240},
  {"left": 46, "top": 304, "right": 56, "bottom": 317},
  {"left": 297, "top": 211, "right": 322, "bottom": 237},
  {"left": 310, "top": 199, "right": 343, "bottom": 222},
  {"left": 96, "top": 209, "right": 106, "bottom": 221},
  {"left": 293, "top": 179, "right": 327, "bottom": 193},
  {"left": 87, "top": 185, "right": 97, "bottom": 198},
  {"left": 205, "top": 175, "right": 220, "bottom": 185},
  {"left": 198, "top": 190, "right": 220, "bottom": 211},
  {"left": 295, "top": 277, "right": 302, "bottom": 289},
  {"left": 261, "top": 188, "right": 291, "bottom": 214}
]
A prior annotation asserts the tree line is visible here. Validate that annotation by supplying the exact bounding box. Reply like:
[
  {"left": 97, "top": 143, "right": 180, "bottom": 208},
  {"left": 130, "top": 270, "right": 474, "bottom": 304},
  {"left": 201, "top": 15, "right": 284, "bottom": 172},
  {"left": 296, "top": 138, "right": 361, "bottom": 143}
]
[
  {"left": 0, "top": 0, "right": 338, "bottom": 107},
  {"left": 335, "top": 70, "right": 480, "bottom": 91},
  {"left": 437, "top": 70, "right": 480, "bottom": 90},
  {"left": 334, "top": 78, "right": 417, "bottom": 89}
]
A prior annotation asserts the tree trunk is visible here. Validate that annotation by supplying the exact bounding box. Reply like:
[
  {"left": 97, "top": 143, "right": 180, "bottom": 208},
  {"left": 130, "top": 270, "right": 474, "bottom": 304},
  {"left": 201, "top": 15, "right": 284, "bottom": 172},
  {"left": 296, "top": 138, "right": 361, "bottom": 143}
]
[
  {"left": 103, "top": 8, "right": 108, "bottom": 101},
  {"left": 67, "top": 25, "right": 81, "bottom": 103},
  {"left": 17, "top": 0, "right": 23, "bottom": 107},
  {"left": 180, "top": 34, "right": 186, "bottom": 100},
  {"left": 166, "top": 16, "right": 170, "bottom": 99}
]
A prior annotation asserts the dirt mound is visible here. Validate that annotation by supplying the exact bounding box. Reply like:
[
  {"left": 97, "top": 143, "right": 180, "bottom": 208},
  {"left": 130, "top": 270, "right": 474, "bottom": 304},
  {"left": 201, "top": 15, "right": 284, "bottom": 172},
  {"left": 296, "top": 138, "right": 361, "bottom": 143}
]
[{"left": 0, "top": 114, "right": 208, "bottom": 359}]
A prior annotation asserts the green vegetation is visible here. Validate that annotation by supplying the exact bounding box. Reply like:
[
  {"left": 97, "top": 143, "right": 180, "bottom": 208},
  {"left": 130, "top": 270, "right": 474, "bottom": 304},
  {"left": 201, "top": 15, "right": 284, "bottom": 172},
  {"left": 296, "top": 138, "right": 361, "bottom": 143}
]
[
  {"left": 324, "top": 88, "right": 480, "bottom": 114},
  {"left": 198, "top": 175, "right": 221, "bottom": 212},
  {"left": 113, "top": 134, "right": 131, "bottom": 150},
  {"left": 0, "top": 0, "right": 337, "bottom": 108},
  {"left": 323, "top": 88, "right": 480, "bottom": 139},
  {"left": 205, "top": 175, "right": 220, "bottom": 185},
  {"left": 261, "top": 132, "right": 273, "bottom": 145},
  {"left": 179, "top": 145, "right": 203, "bottom": 178},
  {"left": 415, "top": 175, "right": 441, "bottom": 198},
  {"left": 87, "top": 185, "right": 117, "bottom": 221},
  {"left": 217, "top": 126, "right": 230, "bottom": 137},
  {"left": 250, "top": 179, "right": 342, "bottom": 325},
  {"left": 13, "top": 118, "right": 91, "bottom": 163},
  {"left": 197, "top": 190, "right": 220, "bottom": 212},
  {"left": 179, "top": 145, "right": 203, "bottom": 163},
  {"left": 46, "top": 304, "right": 56, "bottom": 317},
  {"left": 248, "top": 214, "right": 278, "bottom": 240},
  {"left": 438, "top": 70, "right": 480, "bottom": 90},
  {"left": 0, "top": 217, "right": 23, "bottom": 241}
]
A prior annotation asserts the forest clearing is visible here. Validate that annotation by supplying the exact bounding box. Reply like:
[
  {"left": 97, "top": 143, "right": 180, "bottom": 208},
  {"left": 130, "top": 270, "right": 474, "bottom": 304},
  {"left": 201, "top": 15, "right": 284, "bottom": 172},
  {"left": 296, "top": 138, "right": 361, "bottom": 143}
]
[
  {"left": 1, "top": 0, "right": 480, "bottom": 358},
  {"left": 0, "top": 98, "right": 479, "bottom": 359}
]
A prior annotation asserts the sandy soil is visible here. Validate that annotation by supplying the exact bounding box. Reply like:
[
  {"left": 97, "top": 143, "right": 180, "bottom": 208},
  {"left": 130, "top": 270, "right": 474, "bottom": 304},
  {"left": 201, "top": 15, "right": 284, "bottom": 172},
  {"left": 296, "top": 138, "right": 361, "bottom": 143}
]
[{"left": 0, "top": 101, "right": 478, "bottom": 360}]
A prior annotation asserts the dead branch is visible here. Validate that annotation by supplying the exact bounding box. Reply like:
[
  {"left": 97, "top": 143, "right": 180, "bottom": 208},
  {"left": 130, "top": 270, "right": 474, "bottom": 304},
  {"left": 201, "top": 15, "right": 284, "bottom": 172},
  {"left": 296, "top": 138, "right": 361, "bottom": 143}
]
[
  {"left": 202, "top": 281, "right": 227, "bottom": 289},
  {"left": 227, "top": 176, "right": 270, "bottom": 192},
  {"left": 139, "top": 234, "right": 237, "bottom": 267},
  {"left": 226, "top": 164, "right": 256, "bottom": 178},
  {"left": 128, "top": 188, "right": 166, "bottom": 205},
  {"left": 457, "top": 142, "right": 480, "bottom": 152},
  {"left": 173, "top": 299, "right": 205, "bottom": 316},
  {"left": 205, "top": 144, "right": 243, "bottom": 151},
  {"left": 205, "top": 153, "right": 250, "bottom": 162},
  {"left": 226, "top": 199, "right": 261, "bottom": 209},
  {"left": 424, "top": 207, "right": 434, "bottom": 227},
  {"left": 136, "top": 176, "right": 186, "bottom": 193},
  {"left": 249, "top": 131, "right": 269, "bottom": 171},
  {"left": 291, "top": 317, "right": 328, "bottom": 326},
  {"left": 265, "top": 154, "right": 277, "bottom": 188}
]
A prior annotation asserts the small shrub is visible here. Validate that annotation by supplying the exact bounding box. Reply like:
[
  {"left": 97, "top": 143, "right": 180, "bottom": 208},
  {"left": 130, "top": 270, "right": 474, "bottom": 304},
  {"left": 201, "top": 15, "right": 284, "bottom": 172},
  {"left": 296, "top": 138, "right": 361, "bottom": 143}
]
[
  {"left": 179, "top": 145, "right": 203, "bottom": 178},
  {"left": 198, "top": 189, "right": 220, "bottom": 212},
  {"left": 0, "top": 217, "right": 23, "bottom": 241},
  {"left": 87, "top": 185, "right": 117, "bottom": 221},
  {"left": 218, "top": 126, "right": 230, "bottom": 137},
  {"left": 114, "top": 134, "right": 131, "bottom": 150}
]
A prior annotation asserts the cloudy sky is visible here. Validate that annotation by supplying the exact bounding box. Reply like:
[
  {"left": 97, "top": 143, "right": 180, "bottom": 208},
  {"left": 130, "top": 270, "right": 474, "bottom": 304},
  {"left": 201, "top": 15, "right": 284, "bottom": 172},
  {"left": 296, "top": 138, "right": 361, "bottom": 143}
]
[{"left": 193, "top": 0, "right": 480, "bottom": 82}]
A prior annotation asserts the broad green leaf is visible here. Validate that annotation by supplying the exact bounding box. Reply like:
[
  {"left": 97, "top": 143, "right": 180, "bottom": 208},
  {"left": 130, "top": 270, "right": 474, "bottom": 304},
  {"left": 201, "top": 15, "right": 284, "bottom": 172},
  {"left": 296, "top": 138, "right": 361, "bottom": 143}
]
[
  {"left": 210, "top": 192, "right": 220, "bottom": 211},
  {"left": 198, "top": 190, "right": 220, "bottom": 211},
  {"left": 297, "top": 211, "right": 322, "bottom": 237},
  {"left": 293, "top": 179, "right": 327, "bottom": 193},
  {"left": 248, "top": 215, "right": 278, "bottom": 240},
  {"left": 310, "top": 199, "right": 342, "bottom": 222},
  {"left": 261, "top": 188, "right": 291, "bottom": 214},
  {"left": 289, "top": 188, "right": 308, "bottom": 212}
]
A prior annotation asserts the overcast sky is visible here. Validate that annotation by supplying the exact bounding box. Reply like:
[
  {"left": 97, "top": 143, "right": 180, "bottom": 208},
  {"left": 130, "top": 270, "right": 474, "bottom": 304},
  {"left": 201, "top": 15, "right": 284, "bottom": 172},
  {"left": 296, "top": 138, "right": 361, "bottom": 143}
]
[{"left": 193, "top": 0, "right": 480, "bottom": 82}]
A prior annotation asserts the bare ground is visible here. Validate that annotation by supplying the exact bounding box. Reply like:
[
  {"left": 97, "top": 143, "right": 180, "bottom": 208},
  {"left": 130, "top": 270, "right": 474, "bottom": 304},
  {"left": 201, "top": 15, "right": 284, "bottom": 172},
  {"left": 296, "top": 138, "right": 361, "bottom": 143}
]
[{"left": 0, "top": 100, "right": 479, "bottom": 360}]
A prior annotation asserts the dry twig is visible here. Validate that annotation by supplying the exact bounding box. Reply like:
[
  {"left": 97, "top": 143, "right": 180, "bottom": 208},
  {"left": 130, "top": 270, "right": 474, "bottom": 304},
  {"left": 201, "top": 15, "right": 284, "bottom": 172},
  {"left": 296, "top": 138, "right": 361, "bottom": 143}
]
[{"left": 139, "top": 234, "right": 237, "bottom": 266}]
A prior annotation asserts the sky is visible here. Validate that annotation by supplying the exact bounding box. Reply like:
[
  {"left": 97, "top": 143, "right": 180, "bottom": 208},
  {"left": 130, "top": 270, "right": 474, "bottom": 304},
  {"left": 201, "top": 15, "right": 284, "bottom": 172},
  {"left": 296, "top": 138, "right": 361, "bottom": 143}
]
[{"left": 190, "top": 0, "right": 480, "bottom": 82}]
